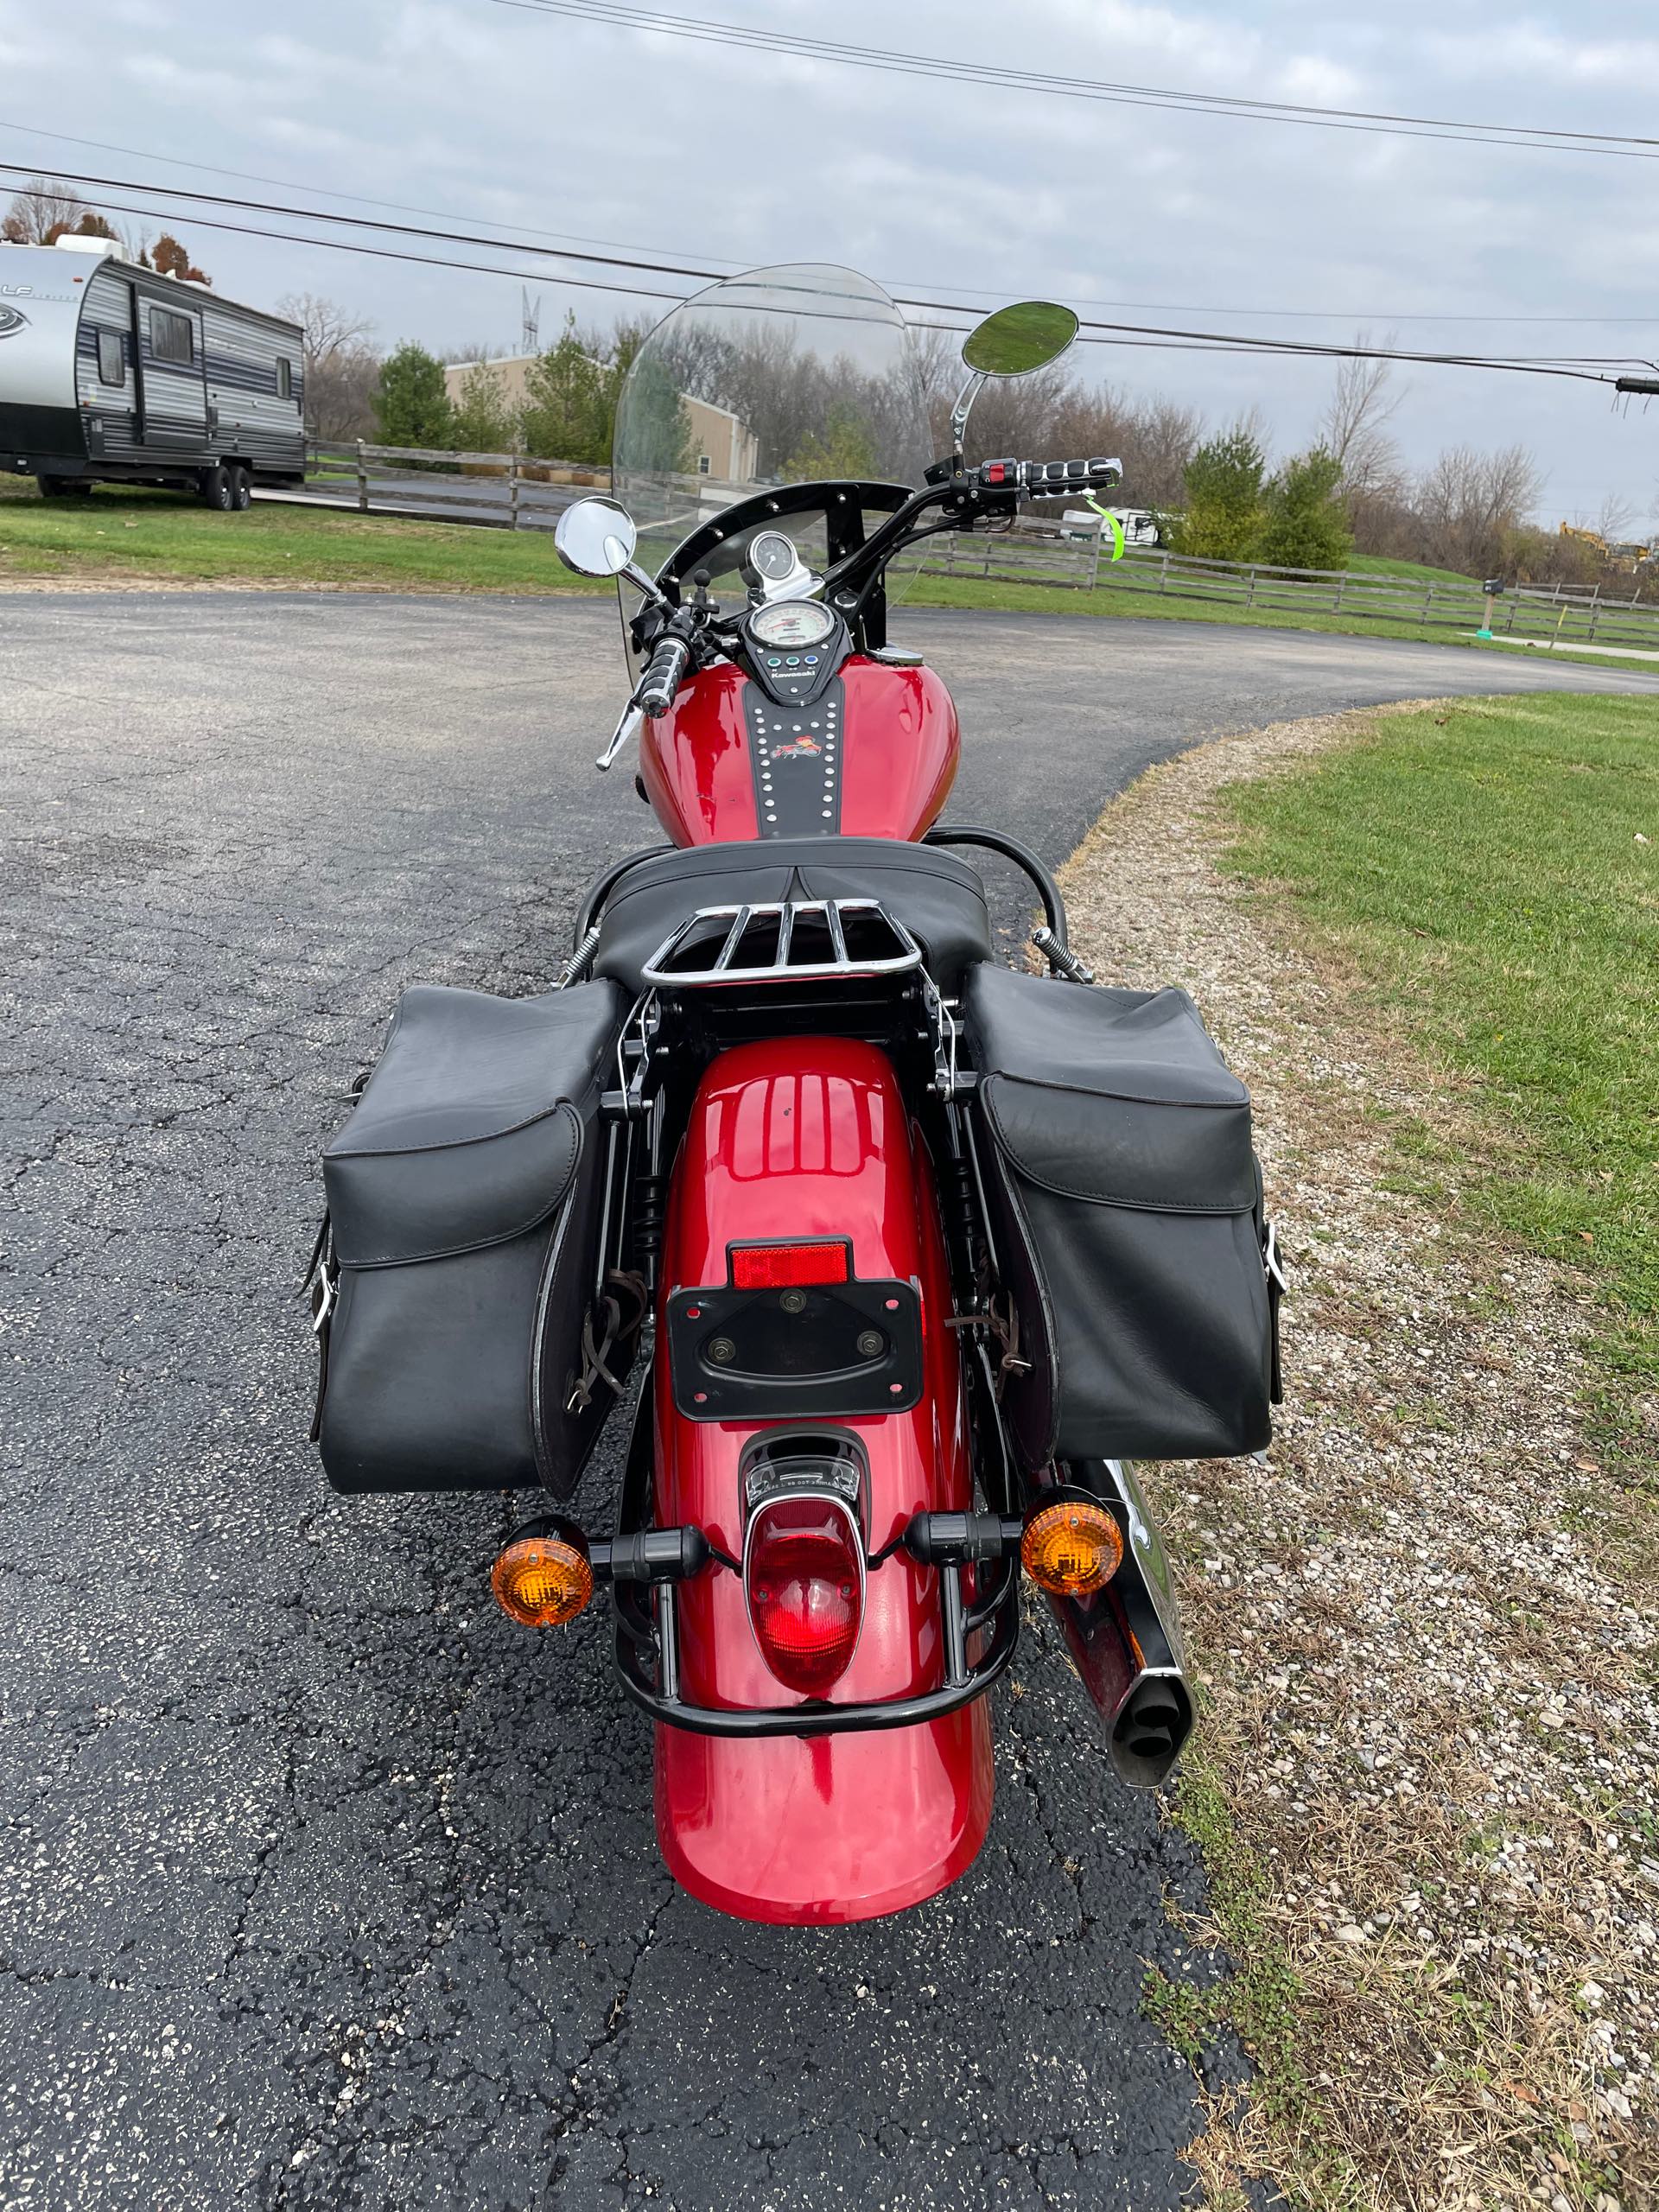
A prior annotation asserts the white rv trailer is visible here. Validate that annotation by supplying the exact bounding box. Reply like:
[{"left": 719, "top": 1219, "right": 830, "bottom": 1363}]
[{"left": 0, "top": 236, "right": 304, "bottom": 505}]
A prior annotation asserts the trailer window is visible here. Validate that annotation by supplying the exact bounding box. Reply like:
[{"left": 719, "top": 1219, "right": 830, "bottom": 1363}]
[
  {"left": 150, "top": 308, "right": 194, "bottom": 365},
  {"left": 276, "top": 358, "right": 292, "bottom": 400},
  {"left": 97, "top": 330, "right": 124, "bottom": 385}
]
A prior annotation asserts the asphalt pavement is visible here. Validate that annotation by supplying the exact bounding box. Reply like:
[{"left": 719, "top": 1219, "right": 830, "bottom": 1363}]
[{"left": 3, "top": 594, "right": 1654, "bottom": 2212}]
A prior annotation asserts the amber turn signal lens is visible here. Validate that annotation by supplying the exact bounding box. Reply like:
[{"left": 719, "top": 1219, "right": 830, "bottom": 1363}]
[
  {"left": 491, "top": 1535, "right": 594, "bottom": 1628},
  {"left": 1020, "top": 1499, "right": 1124, "bottom": 1597}
]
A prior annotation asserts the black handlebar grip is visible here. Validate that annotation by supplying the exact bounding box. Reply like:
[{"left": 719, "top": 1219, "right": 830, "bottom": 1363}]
[
  {"left": 638, "top": 636, "right": 690, "bottom": 718},
  {"left": 982, "top": 456, "right": 1122, "bottom": 497}
]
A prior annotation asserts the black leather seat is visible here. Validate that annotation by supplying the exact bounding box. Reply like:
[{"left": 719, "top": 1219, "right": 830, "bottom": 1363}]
[{"left": 591, "top": 836, "right": 994, "bottom": 994}]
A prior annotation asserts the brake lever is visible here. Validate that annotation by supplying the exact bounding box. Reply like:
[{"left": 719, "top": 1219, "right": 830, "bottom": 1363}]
[{"left": 596, "top": 702, "right": 645, "bottom": 773}]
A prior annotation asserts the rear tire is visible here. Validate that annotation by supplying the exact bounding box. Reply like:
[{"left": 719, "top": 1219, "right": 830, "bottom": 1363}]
[
  {"left": 228, "top": 463, "right": 252, "bottom": 512},
  {"left": 200, "top": 464, "right": 234, "bottom": 511}
]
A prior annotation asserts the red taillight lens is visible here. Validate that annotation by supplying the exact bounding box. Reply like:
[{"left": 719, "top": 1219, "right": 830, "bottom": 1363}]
[
  {"left": 729, "top": 1240, "right": 849, "bottom": 1290},
  {"left": 744, "top": 1495, "right": 863, "bottom": 1694}
]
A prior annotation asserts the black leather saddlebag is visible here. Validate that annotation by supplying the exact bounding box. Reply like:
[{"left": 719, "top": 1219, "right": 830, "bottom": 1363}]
[
  {"left": 312, "top": 980, "right": 635, "bottom": 1497},
  {"left": 964, "top": 963, "right": 1279, "bottom": 1467},
  {"left": 591, "top": 836, "right": 994, "bottom": 994}
]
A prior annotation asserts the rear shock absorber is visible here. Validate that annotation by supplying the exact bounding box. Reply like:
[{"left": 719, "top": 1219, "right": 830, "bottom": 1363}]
[
  {"left": 938, "top": 1141, "right": 980, "bottom": 1293},
  {"left": 632, "top": 1173, "right": 669, "bottom": 1283}
]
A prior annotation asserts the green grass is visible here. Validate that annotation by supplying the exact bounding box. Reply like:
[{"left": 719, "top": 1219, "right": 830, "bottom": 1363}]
[
  {"left": 897, "top": 566, "right": 1659, "bottom": 666},
  {"left": 1219, "top": 695, "right": 1659, "bottom": 1415},
  {"left": 0, "top": 480, "right": 614, "bottom": 595},
  {"left": 1349, "top": 553, "right": 1479, "bottom": 588},
  {"left": 3, "top": 480, "right": 1654, "bottom": 667}
]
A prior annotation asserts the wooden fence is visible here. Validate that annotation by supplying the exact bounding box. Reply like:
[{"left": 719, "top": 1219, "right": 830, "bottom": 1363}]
[
  {"left": 305, "top": 442, "right": 610, "bottom": 529},
  {"left": 915, "top": 518, "right": 1659, "bottom": 649},
  {"left": 293, "top": 449, "right": 1659, "bottom": 650}
]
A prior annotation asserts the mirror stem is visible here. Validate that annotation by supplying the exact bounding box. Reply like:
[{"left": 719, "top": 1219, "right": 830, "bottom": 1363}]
[
  {"left": 949, "top": 369, "right": 988, "bottom": 462},
  {"left": 620, "top": 559, "right": 671, "bottom": 610}
]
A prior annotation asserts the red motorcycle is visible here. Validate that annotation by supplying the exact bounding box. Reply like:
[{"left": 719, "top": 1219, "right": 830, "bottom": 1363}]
[{"left": 308, "top": 267, "right": 1281, "bottom": 1925}]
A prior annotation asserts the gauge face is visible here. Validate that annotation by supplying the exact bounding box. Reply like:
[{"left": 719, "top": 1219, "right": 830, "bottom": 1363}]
[
  {"left": 748, "top": 531, "right": 800, "bottom": 583},
  {"left": 749, "top": 600, "right": 837, "bottom": 650}
]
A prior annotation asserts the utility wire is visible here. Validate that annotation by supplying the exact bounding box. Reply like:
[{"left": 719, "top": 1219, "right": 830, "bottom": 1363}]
[
  {"left": 3, "top": 158, "right": 1637, "bottom": 386},
  {"left": 486, "top": 0, "right": 1659, "bottom": 162},
  {"left": 0, "top": 118, "right": 753, "bottom": 273},
  {"left": 7, "top": 126, "right": 1656, "bottom": 330}
]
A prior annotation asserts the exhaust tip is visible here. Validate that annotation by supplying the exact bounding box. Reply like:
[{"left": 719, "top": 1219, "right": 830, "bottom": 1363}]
[{"left": 1109, "top": 1674, "right": 1192, "bottom": 1789}]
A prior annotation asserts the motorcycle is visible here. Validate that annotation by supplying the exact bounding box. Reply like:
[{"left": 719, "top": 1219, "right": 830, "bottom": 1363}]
[{"left": 307, "top": 266, "right": 1281, "bottom": 1925}]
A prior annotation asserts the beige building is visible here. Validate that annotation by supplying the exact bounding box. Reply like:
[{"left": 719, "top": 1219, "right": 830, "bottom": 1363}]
[{"left": 442, "top": 357, "right": 758, "bottom": 480}]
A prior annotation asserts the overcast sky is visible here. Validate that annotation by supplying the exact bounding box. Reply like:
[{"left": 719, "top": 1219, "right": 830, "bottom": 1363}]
[{"left": 3, "top": 0, "right": 1656, "bottom": 524}]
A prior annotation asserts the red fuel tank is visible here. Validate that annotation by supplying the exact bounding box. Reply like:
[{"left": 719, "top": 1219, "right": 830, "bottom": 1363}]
[{"left": 639, "top": 658, "right": 959, "bottom": 848}]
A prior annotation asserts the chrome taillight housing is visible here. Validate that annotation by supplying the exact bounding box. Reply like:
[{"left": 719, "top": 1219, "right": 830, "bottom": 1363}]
[{"left": 741, "top": 1452, "right": 867, "bottom": 1696}]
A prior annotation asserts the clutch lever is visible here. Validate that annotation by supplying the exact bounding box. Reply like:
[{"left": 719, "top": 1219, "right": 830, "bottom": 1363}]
[{"left": 596, "top": 702, "right": 645, "bottom": 773}]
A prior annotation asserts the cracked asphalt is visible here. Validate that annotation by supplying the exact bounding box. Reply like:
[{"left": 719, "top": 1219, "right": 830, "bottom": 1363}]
[{"left": 3, "top": 593, "right": 1653, "bottom": 2212}]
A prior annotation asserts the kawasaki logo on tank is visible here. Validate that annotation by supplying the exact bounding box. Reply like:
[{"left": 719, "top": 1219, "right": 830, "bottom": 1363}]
[{"left": 0, "top": 304, "right": 29, "bottom": 338}]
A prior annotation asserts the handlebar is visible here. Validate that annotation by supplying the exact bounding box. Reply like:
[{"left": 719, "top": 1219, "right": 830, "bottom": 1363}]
[
  {"left": 976, "top": 456, "right": 1122, "bottom": 497},
  {"left": 637, "top": 634, "right": 691, "bottom": 718}
]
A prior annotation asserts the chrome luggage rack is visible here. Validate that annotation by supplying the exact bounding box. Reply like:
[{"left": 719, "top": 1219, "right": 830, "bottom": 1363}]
[{"left": 640, "top": 898, "right": 925, "bottom": 989}]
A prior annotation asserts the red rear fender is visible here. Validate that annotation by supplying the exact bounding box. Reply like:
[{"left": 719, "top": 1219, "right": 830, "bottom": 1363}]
[{"left": 652, "top": 1037, "right": 994, "bottom": 1923}]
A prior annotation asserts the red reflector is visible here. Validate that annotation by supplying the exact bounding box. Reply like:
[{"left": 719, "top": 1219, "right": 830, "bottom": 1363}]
[
  {"left": 745, "top": 1497, "right": 864, "bottom": 1694},
  {"left": 729, "top": 1241, "right": 849, "bottom": 1290}
]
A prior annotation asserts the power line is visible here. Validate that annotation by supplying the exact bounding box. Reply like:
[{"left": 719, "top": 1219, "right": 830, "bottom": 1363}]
[
  {"left": 0, "top": 118, "right": 753, "bottom": 273},
  {"left": 485, "top": 0, "right": 1659, "bottom": 162},
  {"left": 49, "top": 193, "right": 694, "bottom": 306},
  {"left": 2, "top": 157, "right": 1637, "bottom": 386},
  {"left": 7, "top": 126, "right": 1654, "bottom": 332},
  {"left": 0, "top": 157, "right": 726, "bottom": 284}
]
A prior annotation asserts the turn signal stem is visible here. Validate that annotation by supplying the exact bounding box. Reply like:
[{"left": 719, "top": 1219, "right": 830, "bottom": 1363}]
[{"left": 902, "top": 1510, "right": 1024, "bottom": 1566}]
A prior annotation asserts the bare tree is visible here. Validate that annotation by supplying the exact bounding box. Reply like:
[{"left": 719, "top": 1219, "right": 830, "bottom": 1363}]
[
  {"left": 1126, "top": 398, "right": 1205, "bottom": 510},
  {"left": 1415, "top": 442, "right": 1544, "bottom": 576},
  {"left": 2, "top": 177, "right": 92, "bottom": 244},
  {"left": 1320, "top": 335, "right": 1404, "bottom": 490},
  {"left": 442, "top": 339, "right": 514, "bottom": 365},
  {"left": 276, "top": 293, "right": 381, "bottom": 443}
]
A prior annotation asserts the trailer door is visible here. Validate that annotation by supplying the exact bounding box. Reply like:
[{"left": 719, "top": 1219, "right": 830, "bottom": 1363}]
[{"left": 140, "top": 296, "right": 207, "bottom": 450}]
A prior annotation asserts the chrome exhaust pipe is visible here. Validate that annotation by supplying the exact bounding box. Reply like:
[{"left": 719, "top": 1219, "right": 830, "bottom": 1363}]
[{"left": 1042, "top": 1458, "right": 1193, "bottom": 1789}]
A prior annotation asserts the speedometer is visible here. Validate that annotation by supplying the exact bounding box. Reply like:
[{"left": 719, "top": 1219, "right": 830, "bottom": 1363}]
[{"left": 748, "top": 601, "right": 838, "bottom": 650}]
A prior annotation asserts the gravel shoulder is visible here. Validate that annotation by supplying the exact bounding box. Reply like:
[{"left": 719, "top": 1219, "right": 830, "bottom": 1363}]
[{"left": 1059, "top": 709, "right": 1658, "bottom": 2212}]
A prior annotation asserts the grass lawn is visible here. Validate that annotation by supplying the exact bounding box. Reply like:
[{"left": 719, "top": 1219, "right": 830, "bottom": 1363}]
[
  {"left": 3, "top": 480, "right": 1654, "bottom": 667},
  {"left": 898, "top": 566, "right": 1659, "bottom": 666},
  {"left": 1349, "top": 552, "right": 1480, "bottom": 588},
  {"left": 0, "top": 480, "right": 613, "bottom": 596},
  {"left": 1220, "top": 694, "right": 1659, "bottom": 1423}
]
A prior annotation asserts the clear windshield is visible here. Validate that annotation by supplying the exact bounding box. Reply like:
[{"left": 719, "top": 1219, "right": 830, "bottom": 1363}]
[{"left": 612, "top": 264, "right": 931, "bottom": 586}]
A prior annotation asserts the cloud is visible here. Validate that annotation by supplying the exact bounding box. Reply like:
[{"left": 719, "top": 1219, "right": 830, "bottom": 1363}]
[
  {"left": 1422, "top": 23, "right": 1659, "bottom": 94},
  {"left": 9, "top": 0, "right": 1655, "bottom": 518}
]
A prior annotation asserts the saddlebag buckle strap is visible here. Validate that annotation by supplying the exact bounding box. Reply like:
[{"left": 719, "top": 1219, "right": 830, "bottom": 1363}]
[{"left": 301, "top": 1211, "right": 338, "bottom": 1442}]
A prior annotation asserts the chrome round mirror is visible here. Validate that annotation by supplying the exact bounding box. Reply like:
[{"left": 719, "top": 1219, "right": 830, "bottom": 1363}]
[
  {"left": 554, "top": 497, "right": 639, "bottom": 578},
  {"left": 961, "top": 301, "right": 1080, "bottom": 378}
]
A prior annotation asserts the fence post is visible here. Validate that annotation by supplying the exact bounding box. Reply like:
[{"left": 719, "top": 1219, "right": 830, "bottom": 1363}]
[
  {"left": 507, "top": 453, "right": 520, "bottom": 531},
  {"left": 356, "top": 441, "right": 368, "bottom": 513},
  {"left": 1245, "top": 565, "right": 1258, "bottom": 609},
  {"left": 1087, "top": 518, "right": 1102, "bottom": 590},
  {"left": 1333, "top": 571, "right": 1345, "bottom": 613}
]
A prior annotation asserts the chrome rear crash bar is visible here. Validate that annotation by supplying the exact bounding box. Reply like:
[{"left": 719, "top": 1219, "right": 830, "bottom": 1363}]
[{"left": 640, "top": 898, "right": 925, "bottom": 988}]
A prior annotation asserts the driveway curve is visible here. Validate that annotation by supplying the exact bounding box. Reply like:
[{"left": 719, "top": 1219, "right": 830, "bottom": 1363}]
[{"left": 3, "top": 594, "right": 1651, "bottom": 2212}]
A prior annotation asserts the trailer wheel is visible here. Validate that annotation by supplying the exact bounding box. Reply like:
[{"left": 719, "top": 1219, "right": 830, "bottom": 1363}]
[
  {"left": 200, "top": 464, "right": 235, "bottom": 511},
  {"left": 228, "top": 465, "right": 252, "bottom": 512},
  {"left": 37, "top": 475, "right": 89, "bottom": 499}
]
